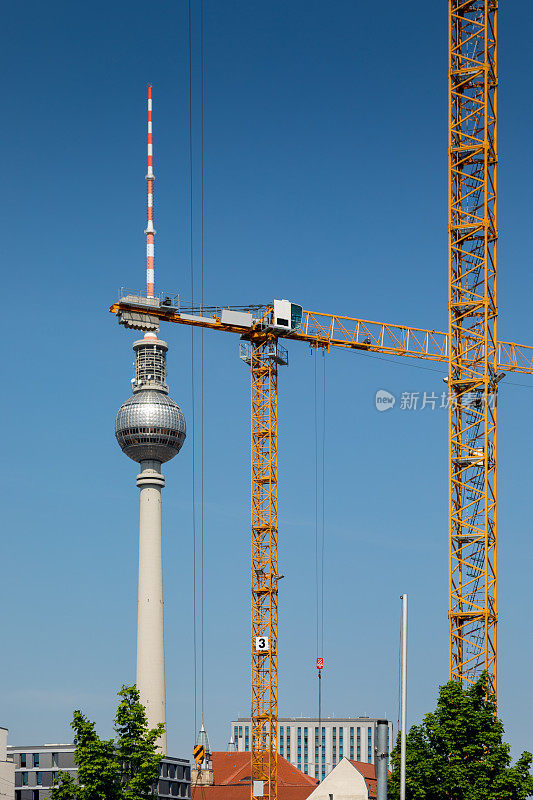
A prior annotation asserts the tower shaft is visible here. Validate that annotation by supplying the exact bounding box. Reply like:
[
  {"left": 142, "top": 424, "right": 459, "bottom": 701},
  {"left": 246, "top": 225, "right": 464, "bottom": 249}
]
[
  {"left": 250, "top": 334, "right": 279, "bottom": 800},
  {"left": 137, "top": 459, "right": 167, "bottom": 753},
  {"left": 448, "top": 0, "right": 498, "bottom": 693}
]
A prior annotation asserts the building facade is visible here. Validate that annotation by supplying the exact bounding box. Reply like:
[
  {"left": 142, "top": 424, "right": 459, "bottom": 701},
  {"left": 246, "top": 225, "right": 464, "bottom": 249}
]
[
  {"left": 229, "top": 717, "right": 392, "bottom": 781},
  {"left": 305, "top": 758, "right": 378, "bottom": 800},
  {"left": 8, "top": 744, "right": 191, "bottom": 800},
  {"left": 0, "top": 728, "right": 15, "bottom": 800}
]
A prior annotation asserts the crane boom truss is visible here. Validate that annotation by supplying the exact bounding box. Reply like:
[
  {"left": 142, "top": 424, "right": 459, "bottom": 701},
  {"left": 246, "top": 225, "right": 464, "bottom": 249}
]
[
  {"left": 110, "top": 299, "right": 533, "bottom": 373},
  {"left": 448, "top": 0, "right": 498, "bottom": 692}
]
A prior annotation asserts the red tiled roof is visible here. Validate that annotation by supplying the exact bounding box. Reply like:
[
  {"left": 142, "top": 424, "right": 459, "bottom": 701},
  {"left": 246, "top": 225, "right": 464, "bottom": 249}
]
[
  {"left": 192, "top": 752, "right": 318, "bottom": 800},
  {"left": 348, "top": 759, "right": 390, "bottom": 799}
]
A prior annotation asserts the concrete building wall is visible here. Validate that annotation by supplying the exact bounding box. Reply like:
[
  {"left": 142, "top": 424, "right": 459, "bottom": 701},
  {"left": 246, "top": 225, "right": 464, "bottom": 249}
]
[
  {"left": 305, "top": 759, "right": 369, "bottom": 800},
  {"left": 229, "top": 717, "right": 392, "bottom": 780},
  {"left": 0, "top": 728, "right": 15, "bottom": 800}
]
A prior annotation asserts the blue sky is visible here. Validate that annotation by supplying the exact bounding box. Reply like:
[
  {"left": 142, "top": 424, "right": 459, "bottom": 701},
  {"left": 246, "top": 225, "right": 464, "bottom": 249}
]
[{"left": 2, "top": 0, "right": 533, "bottom": 762}]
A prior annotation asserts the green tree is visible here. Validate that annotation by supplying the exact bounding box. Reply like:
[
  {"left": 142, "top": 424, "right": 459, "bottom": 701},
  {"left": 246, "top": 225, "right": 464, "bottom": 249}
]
[
  {"left": 51, "top": 685, "right": 164, "bottom": 800},
  {"left": 388, "top": 674, "right": 533, "bottom": 800}
]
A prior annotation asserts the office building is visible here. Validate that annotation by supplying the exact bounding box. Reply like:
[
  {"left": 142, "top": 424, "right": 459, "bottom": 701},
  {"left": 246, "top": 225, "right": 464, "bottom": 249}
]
[
  {"left": 8, "top": 744, "right": 191, "bottom": 800},
  {"left": 229, "top": 717, "right": 393, "bottom": 780}
]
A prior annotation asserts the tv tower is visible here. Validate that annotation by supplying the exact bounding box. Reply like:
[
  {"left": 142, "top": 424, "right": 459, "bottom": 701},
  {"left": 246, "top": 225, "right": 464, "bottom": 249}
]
[{"left": 115, "top": 86, "right": 186, "bottom": 753}]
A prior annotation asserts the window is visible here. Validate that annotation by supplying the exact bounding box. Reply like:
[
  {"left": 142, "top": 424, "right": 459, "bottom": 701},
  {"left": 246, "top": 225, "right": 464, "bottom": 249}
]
[
  {"left": 314, "top": 766, "right": 319, "bottom": 779},
  {"left": 33, "top": 754, "right": 39, "bottom": 768},
  {"left": 234, "top": 726, "right": 238, "bottom": 744},
  {"left": 36, "top": 773, "right": 43, "bottom": 786},
  {"left": 20, "top": 755, "right": 27, "bottom": 768},
  {"left": 22, "top": 773, "right": 28, "bottom": 786},
  {"left": 304, "top": 765, "right": 308, "bottom": 774},
  {"left": 52, "top": 753, "right": 58, "bottom": 768},
  {"left": 33, "top": 791, "right": 39, "bottom": 800},
  {"left": 368, "top": 728, "right": 372, "bottom": 762},
  {"left": 350, "top": 726, "right": 354, "bottom": 759},
  {"left": 15, "top": 792, "right": 21, "bottom": 800}
]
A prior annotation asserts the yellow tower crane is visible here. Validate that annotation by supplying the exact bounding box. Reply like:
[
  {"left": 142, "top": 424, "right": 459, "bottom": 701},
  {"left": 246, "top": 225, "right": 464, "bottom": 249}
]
[{"left": 111, "top": 292, "right": 533, "bottom": 800}]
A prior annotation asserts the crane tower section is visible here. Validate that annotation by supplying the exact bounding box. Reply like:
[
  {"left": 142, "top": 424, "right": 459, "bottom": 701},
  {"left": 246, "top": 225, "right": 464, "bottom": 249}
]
[
  {"left": 448, "top": 0, "right": 498, "bottom": 693},
  {"left": 246, "top": 333, "right": 286, "bottom": 800}
]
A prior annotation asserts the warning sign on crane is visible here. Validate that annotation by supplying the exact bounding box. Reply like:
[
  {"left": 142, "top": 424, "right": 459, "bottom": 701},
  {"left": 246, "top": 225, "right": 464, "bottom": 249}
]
[{"left": 316, "top": 657, "right": 323, "bottom": 670}]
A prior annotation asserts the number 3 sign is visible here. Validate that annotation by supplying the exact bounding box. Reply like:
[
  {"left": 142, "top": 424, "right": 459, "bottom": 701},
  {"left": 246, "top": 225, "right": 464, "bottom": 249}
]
[{"left": 255, "top": 636, "right": 270, "bottom": 652}]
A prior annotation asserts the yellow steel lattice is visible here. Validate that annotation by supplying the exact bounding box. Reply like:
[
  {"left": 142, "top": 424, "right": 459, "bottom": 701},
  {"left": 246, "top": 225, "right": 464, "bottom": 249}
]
[
  {"left": 448, "top": 0, "right": 498, "bottom": 693},
  {"left": 250, "top": 335, "right": 279, "bottom": 800}
]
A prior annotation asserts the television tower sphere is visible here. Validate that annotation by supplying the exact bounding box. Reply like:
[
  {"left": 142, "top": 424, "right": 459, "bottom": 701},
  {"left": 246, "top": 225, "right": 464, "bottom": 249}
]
[{"left": 115, "top": 337, "right": 186, "bottom": 463}]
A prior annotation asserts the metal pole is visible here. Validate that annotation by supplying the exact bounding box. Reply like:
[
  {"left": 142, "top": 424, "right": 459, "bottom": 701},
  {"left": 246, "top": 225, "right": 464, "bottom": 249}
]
[
  {"left": 375, "top": 720, "right": 388, "bottom": 800},
  {"left": 400, "top": 594, "right": 408, "bottom": 800},
  {"left": 318, "top": 670, "right": 322, "bottom": 782}
]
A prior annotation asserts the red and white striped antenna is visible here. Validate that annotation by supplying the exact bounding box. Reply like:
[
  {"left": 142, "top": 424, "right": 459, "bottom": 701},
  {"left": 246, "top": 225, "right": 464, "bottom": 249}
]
[{"left": 145, "top": 84, "right": 155, "bottom": 299}]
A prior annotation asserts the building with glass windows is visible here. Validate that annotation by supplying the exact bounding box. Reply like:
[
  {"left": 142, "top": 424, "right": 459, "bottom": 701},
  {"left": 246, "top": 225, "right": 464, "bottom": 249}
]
[
  {"left": 228, "top": 717, "right": 392, "bottom": 781},
  {"left": 7, "top": 743, "right": 191, "bottom": 800}
]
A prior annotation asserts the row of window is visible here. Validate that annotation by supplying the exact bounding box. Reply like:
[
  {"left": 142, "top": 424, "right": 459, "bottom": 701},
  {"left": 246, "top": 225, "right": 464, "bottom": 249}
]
[
  {"left": 20, "top": 772, "right": 57, "bottom": 786},
  {"left": 234, "top": 724, "right": 388, "bottom": 767},
  {"left": 160, "top": 763, "right": 189, "bottom": 781},
  {"left": 19, "top": 753, "right": 61, "bottom": 768}
]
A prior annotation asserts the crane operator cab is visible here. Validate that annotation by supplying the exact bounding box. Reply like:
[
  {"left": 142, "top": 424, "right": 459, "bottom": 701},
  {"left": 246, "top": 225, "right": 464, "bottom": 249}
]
[{"left": 269, "top": 299, "right": 303, "bottom": 334}]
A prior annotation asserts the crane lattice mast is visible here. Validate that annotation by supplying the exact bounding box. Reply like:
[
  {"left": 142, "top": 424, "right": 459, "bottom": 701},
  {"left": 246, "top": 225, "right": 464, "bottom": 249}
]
[
  {"left": 448, "top": 0, "right": 498, "bottom": 692},
  {"left": 249, "top": 334, "right": 281, "bottom": 800}
]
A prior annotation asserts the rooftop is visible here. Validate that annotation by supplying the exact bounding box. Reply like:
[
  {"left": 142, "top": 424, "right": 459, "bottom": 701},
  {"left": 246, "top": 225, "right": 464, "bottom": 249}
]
[{"left": 191, "top": 751, "right": 317, "bottom": 800}]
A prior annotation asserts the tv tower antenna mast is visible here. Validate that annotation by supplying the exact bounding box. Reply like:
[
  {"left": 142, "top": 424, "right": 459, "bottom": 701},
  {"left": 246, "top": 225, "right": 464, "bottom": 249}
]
[
  {"left": 146, "top": 84, "right": 155, "bottom": 301},
  {"left": 115, "top": 86, "right": 186, "bottom": 753}
]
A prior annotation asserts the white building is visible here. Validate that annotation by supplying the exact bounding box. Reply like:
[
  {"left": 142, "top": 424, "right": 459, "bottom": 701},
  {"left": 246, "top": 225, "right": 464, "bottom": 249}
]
[
  {"left": 305, "top": 757, "right": 378, "bottom": 800},
  {"left": 0, "top": 728, "right": 15, "bottom": 800},
  {"left": 229, "top": 717, "right": 392, "bottom": 781}
]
